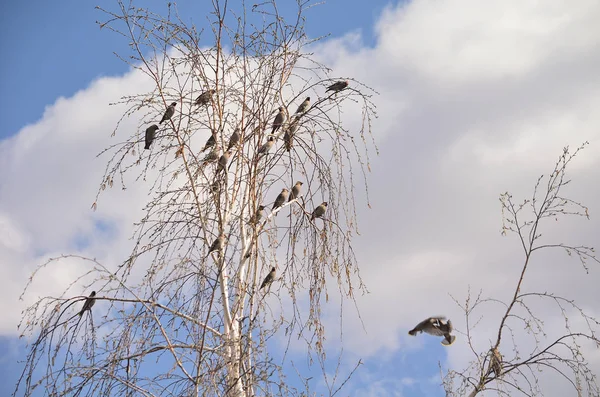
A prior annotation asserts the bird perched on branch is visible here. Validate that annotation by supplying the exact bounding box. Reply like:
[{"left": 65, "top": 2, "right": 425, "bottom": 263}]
[
  {"left": 272, "top": 188, "right": 289, "bottom": 214},
  {"left": 271, "top": 107, "right": 286, "bottom": 134},
  {"left": 227, "top": 128, "right": 240, "bottom": 151},
  {"left": 257, "top": 136, "right": 275, "bottom": 156},
  {"left": 325, "top": 80, "right": 349, "bottom": 93},
  {"left": 78, "top": 291, "right": 96, "bottom": 317},
  {"left": 294, "top": 97, "right": 310, "bottom": 115},
  {"left": 144, "top": 125, "right": 159, "bottom": 150},
  {"left": 194, "top": 89, "right": 215, "bottom": 106},
  {"left": 408, "top": 316, "right": 456, "bottom": 346},
  {"left": 202, "top": 145, "right": 221, "bottom": 164},
  {"left": 284, "top": 117, "right": 299, "bottom": 152},
  {"left": 248, "top": 205, "right": 266, "bottom": 225},
  {"left": 160, "top": 102, "right": 177, "bottom": 124},
  {"left": 201, "top": 133, "right": 217, "bottom": 152},
  {"left": 310, "top": 202, "right": 328, "bottom": 221},
  {"left": 217, "top": 149, "right": 233, "bottom": 172},
  {"left": 260, "top": 267, "right": 276, "bottom": 290},
  {"left": 207, "top": 234, "right": 225, "bottom": 255},
  {"left": 289, "top": 181, "right": 303, "bottom": 202},
  {"left": 488, "top": 347, "right": 503, "bottom": 377}
]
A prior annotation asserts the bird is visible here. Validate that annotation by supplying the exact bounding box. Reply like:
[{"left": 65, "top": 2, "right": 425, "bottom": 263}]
[
  {"left": 289, "top": 181, "right": 303, "bottom": 202},
  {"left": 201, "top": 133, "right": 217, "bottom": 152},
  {"left": 295, "top": 97, "right": 310, "bottom": 115},
  {"left": 227, "top": 128, "right": 240, "bottom": 150},
  {"left": 260, "top": 267, "right": 276, "bottom": 290},
  {"left": 272, "top": 188, "right": 289, "bottom": 214},
  {"left": 78, "top": 291, "right": 97, "bottom": 317},
  {"left": 194, "top": 89, "right": 215, "bottom": 106},
  {"left": 217, "top": 149, "right": 233, "bottom": 172},
  {"left": 310, "top": 202, "right": 328, "bottom": 221},
  {"left": 325, "top": 80, "right": 349, "bottom": 93},
  {"left": 160, "top": 102, "right": 177, "bottom": 124},
  {"left": 283, "top": 117, "right": 299, "bottom": 152},
  {"left": 207, "top": 234, "right": 225, "bottom": 255},
  {"left": 488, "top": 347, "right": 503, "bottom": 377},
  {"left": 144, "top": 125, "right": 159, "bottom": 150},
  {"left": 257, "top": 136, "right": 275, "bottom": 156},
  {"left": 248, "top": 205, "right": 266, "bottom": 225},
  {"left": 408, "top": 316, "right": 456, "bottom": 346},
  {"left": 271, "top": 107, "right": 286, "bottom": 134},
  {"left": 202, "top": 145, "right": 221, "bottom": 164}
]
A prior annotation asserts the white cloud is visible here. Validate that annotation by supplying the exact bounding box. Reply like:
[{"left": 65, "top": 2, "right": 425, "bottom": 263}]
[{"left": 1, "top": 0, "right": 600, "bottom": 395}]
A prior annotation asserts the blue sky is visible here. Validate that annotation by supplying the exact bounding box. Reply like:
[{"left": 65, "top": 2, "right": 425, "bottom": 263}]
[{"left": 2, "top": 0, "right": 600, "bottom": 396}]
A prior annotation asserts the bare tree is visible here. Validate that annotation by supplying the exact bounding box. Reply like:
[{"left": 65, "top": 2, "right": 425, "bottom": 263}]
[
  {"left": 444, "top": 142, "right": 600, "bottom": 396},
  {"left": 15, "top": 1, "right": 377, "bottom": 396}
]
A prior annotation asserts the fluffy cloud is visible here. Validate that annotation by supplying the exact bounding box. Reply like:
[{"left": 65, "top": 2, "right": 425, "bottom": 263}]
[{"left": 1, "top": 0, "right": 600, "bottom": 395}]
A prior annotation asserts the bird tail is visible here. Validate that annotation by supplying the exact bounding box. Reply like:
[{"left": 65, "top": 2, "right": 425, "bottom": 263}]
[
  {"left": 442, "top": 335, "right": 456, "bottom": 346},
  {"left": 144, "top": 144, "right": 151, "bottom": 150},
  {"left": 408, "top": 329, "right": 417, "bottom": 336}
]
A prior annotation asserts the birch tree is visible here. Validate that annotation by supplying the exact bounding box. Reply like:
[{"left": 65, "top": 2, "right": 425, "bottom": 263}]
[
  {"left": 443, "top": 143, "right": 600, "bottom": 397},
  {"left": 15, "top": 1, "right": 377, "bottom": 396}
]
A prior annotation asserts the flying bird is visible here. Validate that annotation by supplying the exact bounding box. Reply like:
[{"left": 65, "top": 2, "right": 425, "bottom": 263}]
[
  {"left": 295, "top": 97, "right": 310, "bottom": 115},
  {"left": 248, "top": 205, "right": 266, "bottom": 225},
  {"left": 201, "top": 133, "right": 217, "bottom": 152},
  {"left": 257, "top": 136, "right": 275, "bottom": 156},
  {"left": 194, "top": 89, "right": 216, "bottom": 106},
  {"left": 272, "top": 188, "right": 289, "bottom": 214},
  {"left": 217, "top": 149, "right": 233, "bottom": 172},
  {"left": 271, "top": 107, "right": 286, "bottom": 134},
  {"left": 144, "top": 124, "right": 159, "bottom": 150},
  {"left": 160, "top": 102, "right": 177, "bottom": 124},
  {"left": 325, "top": 80, "right": 349, "bottom": 93},
  {"left": 227, "top": 128, "right": 240, "bottom": 150},
  {"left": 207, "top": 234, "right": 226, "bottom": 255},
  {"left": 310, "top": 202, "right": 328, "bottom": 221},
  {"left": 408, "top": 316, "right": 456, "bottom": 346},
  {"left": 260, "top": 267, "right": 276, "bottom": 290},
  {"left": 289, "top": 181, "right": 303, "bottom": 202},
  {"left": 78, "top": 291, "right": 97, "bottom": 317}
]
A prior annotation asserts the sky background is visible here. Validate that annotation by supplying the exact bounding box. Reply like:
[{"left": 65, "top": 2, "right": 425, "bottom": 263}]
[{"left": 1, "top": 0, "right": 600, "bottom": 396}]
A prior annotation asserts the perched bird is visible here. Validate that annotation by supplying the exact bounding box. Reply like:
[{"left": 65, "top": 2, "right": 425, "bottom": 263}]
[
  {"left": 325, "top": 80, "right": 349, "bottom": 93},
  {"left": 217, "top": 149, "right": 233, "bottom": 172},
  {"left": 207, "top": 234, "right": 226, "bottom": 255},
  {"left": 160, "top": 102, "right": 177, "bottom": 124},
  {"left": 260, "top": 267, "right": 276, "bottom": 290},
  {"left": 408, "top": 316, "right": 456, "bottom": 346},
  {"left": 272, "top": 188, "right": 289, "bottom": 213},
  {"left": 488, "top": 347, "right": 503, "bottom": 377},
  {"left": 257, "top": 136, "right": 275, "bottom": 156},
  {"left": 201, "top": 133, "right": 217, "bottom": 152},
  {"left": 78, "top": 291, "right": 97, "bottom": 317},
  {"left": 248, "top": 205, "right": 266, "bottom": 225},
  {"left": 310, "top": 202, "right": 328, "bottom": 221},
  {"left": 295, "top": 97, "right": 310, "bottom": 115},
  {"left": 271, "top": 107, "right": 286, "bottom": 134},
  {"left": 144, "top": 124, "right": 159, "bottom": 150},
  {"left": 283, "top": 117, "right": 299, "bottom": 152},
  {"left": 194, "top": 89, "right": 216, "bottom": 106},
  {"left": 227, "top": 128, "right": 240, "bottom": 150},
  {"left": 289, "top": 181, "right": 303, "bottom": 202},
  {"left": 202, "top": 145, "right": 221, "bottom": 164}
]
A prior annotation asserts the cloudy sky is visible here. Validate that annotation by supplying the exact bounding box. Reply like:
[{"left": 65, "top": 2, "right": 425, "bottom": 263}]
[{"left": 1, "top": 0, "right": 600, "bottom": 396}]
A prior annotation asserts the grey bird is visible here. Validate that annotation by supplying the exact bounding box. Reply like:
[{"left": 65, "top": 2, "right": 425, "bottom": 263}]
[
  {"left": 325, "top": 80, "right": 349, "bottom": 93},
  {"left": 408, "top": 316, "right": 456, "bottom": 346},
  {"left": 272, "top": 188, "right": 289, "bottom": 213},
  {"left": 194, "top": 89, "right": 216, "bottom": 106},
  {"left": 78, "top": 291, "right": 97, "bottom": 317},
  {"left": 248, "top": 205, "right": 266, "bottom": 225},
  {"left": 283, "top": 117, "right": 299, "bottom": 152},
  {"left": 227, "top": 128, "right": 240, "bottom": 151},
  {"left": 488, "top": 347, "right": 503, "bottom": 377},
  {"left": 271, "top": 107, "right": 286, "bottom": 134},
  {"left": 201, "top": 133, "right": 217, "bottom": 152},
  {"left": 144, "top": 124, "right": 159, "bottom": 150},
  {"left": 289, "top": 181, "right": 303, "bottom": 202},
  {"left": 310, "top": 202, "right": 328, "bottom": 221},
  {"left": 217, "top": 149, "right": 233, "bottom": 172},
  {"left": 258, "top": 136, "right": 275, "bottom": 156},
  {"left": 207, "top": 234, "right": 226, "bottom": 255},
  {"left": 202, "top": 145, "right": 221, "bottom": 164},
  {"left": 260, "top": 267, "right": 276, "bottom": 290},
  {"left": 295, "top": 97, "right": 310, "bottom": 115},
  {"left": 160, "top": 102, "right": 177, "bottom": 124}
]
